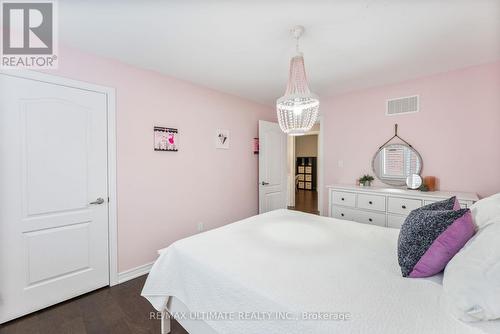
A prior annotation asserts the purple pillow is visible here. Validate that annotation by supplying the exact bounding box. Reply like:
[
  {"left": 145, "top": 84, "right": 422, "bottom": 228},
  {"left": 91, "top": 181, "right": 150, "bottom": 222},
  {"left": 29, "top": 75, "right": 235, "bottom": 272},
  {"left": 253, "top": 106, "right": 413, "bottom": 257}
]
[{"left": 398, "top": 201, "right": 476, "bottom": 278}]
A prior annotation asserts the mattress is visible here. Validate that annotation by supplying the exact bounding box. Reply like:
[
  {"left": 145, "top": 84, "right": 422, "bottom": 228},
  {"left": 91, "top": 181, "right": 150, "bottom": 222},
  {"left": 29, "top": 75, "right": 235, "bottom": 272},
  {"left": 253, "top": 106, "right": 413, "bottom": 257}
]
[{"left": 142, "top": 209, "right": 499, "bottom": 334}]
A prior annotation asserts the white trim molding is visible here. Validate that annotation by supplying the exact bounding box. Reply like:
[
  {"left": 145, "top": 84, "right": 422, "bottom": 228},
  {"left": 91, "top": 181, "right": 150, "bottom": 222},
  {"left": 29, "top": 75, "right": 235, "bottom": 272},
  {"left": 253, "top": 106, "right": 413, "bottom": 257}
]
[
  {"left": 118, "top": 262, "right": 154, "bottom": 284},
  {"left": 317, "top": 115, "right": 324, "bottom": 215},
  {"left": 106, "top": 88, "right": 119, "bottom": 286}
]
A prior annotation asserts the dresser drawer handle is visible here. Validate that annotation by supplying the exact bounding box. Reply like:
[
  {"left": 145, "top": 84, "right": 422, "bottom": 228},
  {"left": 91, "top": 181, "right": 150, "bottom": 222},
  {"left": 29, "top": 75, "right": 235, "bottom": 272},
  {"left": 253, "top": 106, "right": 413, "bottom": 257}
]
[
  {"left": 369, "top": 201, "right": 373, "bottom": 205},
  {"left": 341, "top": 213, "right": 344, "bottom": 217},
  {"left": 402, "top": 205, "right": 407, "bottom": 209},
  {"left": 368, "top": 218, "right": 373, "bottom": 222}
]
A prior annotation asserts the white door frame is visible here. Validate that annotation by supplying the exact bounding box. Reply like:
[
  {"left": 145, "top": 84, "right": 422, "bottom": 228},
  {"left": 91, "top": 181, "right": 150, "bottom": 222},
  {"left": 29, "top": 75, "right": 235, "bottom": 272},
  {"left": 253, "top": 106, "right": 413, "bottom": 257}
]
[
  {"left": 318, "top": 115, "right": 324, "bottom": 215},
  {"left": 0, "top": 69, "right": 119, "bottom": 286},
  {"left": 287, "top": 115, "right": 324, "bottom": 215}
]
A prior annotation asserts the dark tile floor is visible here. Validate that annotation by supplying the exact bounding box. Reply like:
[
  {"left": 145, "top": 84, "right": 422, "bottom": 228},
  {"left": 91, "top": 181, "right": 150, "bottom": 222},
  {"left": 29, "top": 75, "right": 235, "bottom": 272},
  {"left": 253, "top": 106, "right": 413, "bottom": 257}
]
[{"left": 0, "top": 275, "right": 187, "bottom": 334}]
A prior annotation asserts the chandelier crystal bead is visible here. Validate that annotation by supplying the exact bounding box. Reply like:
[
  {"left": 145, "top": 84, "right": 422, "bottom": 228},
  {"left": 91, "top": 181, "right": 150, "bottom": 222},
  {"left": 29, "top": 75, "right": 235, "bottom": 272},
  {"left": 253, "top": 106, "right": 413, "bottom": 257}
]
[{"left": 276, "top": 26, "right": 319, "bottom": 135}]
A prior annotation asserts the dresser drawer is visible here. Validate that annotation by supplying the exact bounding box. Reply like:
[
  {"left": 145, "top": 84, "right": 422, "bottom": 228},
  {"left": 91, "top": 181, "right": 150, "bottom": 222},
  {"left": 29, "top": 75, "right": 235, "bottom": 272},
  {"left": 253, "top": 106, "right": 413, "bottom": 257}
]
[
  {"left": 388, "top": 197, "right": 422, "bottom": 215},
  {"left": 387, "top": 215, "right": 406, "bottom": 229},
  {"left": 331, "top": 206, "right": 357, "bottom": 221},
  {"left": 357, "top": 194, "right": 386, "bottom": 212},
  {"left": 423, "top": 200, "right": 437, "bottom": 206},
  {"left": 331, "top": 206, "right": 385, "bottom": 227},
  {"left": 351, "top": 210, "right": 386, "bottom": 227},
  {"left": 423, "top": 199, "right": 469, "bottom": 208},
  {"left": 331, "top": 191, "right": 356, "bottom": 207}
]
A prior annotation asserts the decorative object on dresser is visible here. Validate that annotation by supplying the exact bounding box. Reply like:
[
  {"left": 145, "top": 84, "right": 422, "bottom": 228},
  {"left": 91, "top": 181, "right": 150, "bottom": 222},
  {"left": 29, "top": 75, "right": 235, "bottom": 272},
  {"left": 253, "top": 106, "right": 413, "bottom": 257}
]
[
  {"left": 423, "top": 176, "right": 437, "bottom": 191},
  {"left": 406, "top": 174, "right": 422, "bottom": 190},
  {"left": 418, "top": 183, "right": 429, "bottom": 192},
  {"left": 327, "top": 184, "right": 478, "bottom": 229},
  {"left": 372, "top": 124, "right": 422, "bottom": 186},
  {"left": 358, "top": 174, "right": 374, "bottom": 187},
  {"left": 296, "top": 157, "right": 316, "bottom": 190}
]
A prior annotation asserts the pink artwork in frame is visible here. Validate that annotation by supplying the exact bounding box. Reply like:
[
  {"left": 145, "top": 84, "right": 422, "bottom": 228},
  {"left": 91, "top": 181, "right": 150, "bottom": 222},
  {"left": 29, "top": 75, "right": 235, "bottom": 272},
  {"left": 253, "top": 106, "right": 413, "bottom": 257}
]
[{"left": 154, "top": 126, "right": 178, "bottom": 151}]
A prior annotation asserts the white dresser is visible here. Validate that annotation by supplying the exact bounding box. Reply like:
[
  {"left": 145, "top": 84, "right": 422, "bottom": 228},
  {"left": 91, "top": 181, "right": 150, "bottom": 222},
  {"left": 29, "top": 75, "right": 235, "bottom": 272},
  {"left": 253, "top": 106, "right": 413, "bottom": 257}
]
[{"left": 327, "top": 184, "right": 479, "bottom": 229}]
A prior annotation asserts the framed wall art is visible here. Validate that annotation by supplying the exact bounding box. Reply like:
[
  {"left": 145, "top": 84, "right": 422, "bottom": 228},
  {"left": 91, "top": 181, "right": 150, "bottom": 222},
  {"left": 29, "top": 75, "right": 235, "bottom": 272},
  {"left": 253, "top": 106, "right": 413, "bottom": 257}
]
[
  {"left": 154, "top": 126, "right": 178, "bottom": 152},
  {"left": 253, "top": 137, "right": 259, "bottom": 154},
  {"left": 215, "top": 129, "right": 230, "bottom": 149}
]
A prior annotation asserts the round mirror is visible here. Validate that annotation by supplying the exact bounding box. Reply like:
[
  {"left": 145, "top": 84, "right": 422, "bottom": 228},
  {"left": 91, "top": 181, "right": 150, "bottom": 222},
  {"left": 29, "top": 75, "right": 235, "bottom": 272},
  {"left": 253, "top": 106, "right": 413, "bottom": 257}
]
[{"left": 372, "top": 143, "right": 422, "bottom": 186}]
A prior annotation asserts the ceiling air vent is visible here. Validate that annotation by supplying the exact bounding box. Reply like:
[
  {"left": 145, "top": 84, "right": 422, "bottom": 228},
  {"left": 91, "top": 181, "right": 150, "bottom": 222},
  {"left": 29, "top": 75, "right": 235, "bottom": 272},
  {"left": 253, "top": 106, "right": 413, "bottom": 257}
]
[{"left": 386, "top": 95, "right": 419, "bottom": 116}]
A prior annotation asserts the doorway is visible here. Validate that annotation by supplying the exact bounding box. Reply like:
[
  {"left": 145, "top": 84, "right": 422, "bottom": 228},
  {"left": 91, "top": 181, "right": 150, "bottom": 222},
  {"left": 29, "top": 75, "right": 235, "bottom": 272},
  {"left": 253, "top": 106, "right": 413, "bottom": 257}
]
[{"left": 287, "top": 122, "right": 321, "bottom": 215}]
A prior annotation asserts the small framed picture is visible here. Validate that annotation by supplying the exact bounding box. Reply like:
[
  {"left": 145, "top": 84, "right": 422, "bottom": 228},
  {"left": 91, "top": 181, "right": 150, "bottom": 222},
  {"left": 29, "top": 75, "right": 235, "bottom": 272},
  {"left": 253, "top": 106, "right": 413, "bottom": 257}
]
[
  {"left": 215, "top": 129, "right": 230, "bottom": 149},
  {"left": 154, "top": 126, "right": 178, "bottom": 151}
]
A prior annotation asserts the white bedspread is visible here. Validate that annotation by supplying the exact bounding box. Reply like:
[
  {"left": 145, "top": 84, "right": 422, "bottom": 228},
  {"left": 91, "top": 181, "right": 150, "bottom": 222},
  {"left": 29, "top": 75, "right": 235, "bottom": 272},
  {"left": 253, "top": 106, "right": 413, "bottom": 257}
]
[{"left": 142, "top": 209, "right": 498, "bottom": 334}]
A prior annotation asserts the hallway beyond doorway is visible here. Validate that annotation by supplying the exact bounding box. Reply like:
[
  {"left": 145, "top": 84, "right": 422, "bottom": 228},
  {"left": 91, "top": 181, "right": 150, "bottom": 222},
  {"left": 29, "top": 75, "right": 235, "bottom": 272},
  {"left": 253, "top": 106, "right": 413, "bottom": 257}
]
[{"left": 288, "top": 190, "right": 319, "bottom": 215}]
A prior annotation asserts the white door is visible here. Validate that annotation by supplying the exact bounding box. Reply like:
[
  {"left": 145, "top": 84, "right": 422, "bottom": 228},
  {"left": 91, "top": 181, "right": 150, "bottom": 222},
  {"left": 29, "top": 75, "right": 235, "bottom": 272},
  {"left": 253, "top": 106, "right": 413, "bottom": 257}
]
[
  {"left": 258, "top": 120, "right": 287, "bottom": 213},
  {"left": 0, "top": 73, "right": 110, "bottom": 323}
]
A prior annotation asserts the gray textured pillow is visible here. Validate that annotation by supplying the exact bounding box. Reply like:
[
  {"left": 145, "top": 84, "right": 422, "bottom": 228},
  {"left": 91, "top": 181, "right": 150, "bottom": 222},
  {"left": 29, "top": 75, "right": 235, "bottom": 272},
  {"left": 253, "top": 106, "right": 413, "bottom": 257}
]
[{"left": 397, "top": 197, "right": 474, "bottom": 278}]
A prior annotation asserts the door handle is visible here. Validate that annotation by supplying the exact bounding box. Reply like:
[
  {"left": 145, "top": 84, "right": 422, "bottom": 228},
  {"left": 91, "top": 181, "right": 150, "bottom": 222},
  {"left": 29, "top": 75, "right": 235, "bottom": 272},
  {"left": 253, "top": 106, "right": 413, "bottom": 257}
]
[
  {"left": 90, "top": 198, "right": 105, "bottom": 205},
  {"left": 261, "top": 181, "right": 269, "bottom": 185}
]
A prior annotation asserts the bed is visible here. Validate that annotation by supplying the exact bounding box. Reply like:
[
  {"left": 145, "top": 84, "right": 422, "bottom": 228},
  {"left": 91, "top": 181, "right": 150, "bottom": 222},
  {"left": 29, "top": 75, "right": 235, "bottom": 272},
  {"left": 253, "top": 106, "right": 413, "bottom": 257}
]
[{"left": 142, "top": 209, "right": 500, "bottom": 334}]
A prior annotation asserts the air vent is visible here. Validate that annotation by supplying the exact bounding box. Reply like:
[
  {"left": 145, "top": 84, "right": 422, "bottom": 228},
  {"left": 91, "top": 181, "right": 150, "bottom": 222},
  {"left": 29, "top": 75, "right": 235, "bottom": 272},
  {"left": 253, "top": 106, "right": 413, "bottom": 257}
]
[{"left": 386, "top": 95, "right": 419, "bottom": 116}]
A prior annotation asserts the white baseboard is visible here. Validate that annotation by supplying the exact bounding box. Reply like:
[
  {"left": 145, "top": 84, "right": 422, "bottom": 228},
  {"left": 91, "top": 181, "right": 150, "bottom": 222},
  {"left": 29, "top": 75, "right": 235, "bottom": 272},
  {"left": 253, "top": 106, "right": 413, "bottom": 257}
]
[{"left": 118, "top": 261, "right": 154, "bottom": 284}]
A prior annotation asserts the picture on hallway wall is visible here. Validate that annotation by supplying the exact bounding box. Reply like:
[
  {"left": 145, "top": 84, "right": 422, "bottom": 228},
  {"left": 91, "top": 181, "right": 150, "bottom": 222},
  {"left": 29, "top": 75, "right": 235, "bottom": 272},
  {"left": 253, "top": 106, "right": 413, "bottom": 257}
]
[
  {"left": 154, "top": 126, "right": 178, "bottom": 151},
  {"left": 215, "top": 129, "right": 230, "bottom": 149}
]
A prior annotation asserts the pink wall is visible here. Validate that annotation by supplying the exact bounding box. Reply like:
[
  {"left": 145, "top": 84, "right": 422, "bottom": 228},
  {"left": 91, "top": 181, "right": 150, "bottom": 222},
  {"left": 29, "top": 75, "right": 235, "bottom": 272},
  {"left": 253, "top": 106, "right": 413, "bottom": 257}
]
[
  {"left": 323, "top": 61, "right": 500, "bottom": 212},
  {"left": 42, "top": 47, "right": 499, "bottom": 270},
  {"left": 46, "top": 47, "right": 274, "bottom": 272}
]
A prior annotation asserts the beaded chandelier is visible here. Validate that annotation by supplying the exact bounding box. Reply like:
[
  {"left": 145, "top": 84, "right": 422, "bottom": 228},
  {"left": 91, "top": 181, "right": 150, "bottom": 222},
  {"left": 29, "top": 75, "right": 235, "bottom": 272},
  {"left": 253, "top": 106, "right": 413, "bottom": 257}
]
[{"left": 276, "top": 26, "right": 319, "bottom": 135}]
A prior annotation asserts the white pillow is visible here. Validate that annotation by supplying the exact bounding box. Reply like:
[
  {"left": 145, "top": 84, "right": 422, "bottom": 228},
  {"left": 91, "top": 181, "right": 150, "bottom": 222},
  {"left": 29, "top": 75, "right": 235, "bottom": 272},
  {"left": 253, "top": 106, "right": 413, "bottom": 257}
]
[
  {"left": 469, "top": 193, "right": 500, "bottom": 229},
  {"left": 443, "top": 220, "right": 500, "bottom": 321}
]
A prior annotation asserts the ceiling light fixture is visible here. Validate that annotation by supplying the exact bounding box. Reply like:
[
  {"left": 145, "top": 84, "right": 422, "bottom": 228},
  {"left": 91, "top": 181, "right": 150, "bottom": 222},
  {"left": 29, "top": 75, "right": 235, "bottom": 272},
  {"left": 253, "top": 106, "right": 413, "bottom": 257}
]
[{"left": 276, "top": 25, "right": 319, "bottom": 136}]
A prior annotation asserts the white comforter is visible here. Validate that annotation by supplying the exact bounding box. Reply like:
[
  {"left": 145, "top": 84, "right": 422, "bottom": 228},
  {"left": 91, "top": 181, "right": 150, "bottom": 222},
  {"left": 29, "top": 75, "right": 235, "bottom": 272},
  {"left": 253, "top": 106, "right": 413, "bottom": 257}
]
[{"left": 142, "top": 209, "right": 497, "bottom": 334}]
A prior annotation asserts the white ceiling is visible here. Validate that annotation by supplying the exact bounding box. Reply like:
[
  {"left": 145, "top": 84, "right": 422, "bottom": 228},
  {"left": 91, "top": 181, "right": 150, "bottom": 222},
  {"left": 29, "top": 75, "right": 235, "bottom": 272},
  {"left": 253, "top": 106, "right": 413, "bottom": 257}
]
[{"left": 59, "top": 0, "right": 500, "bottom": 105}]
